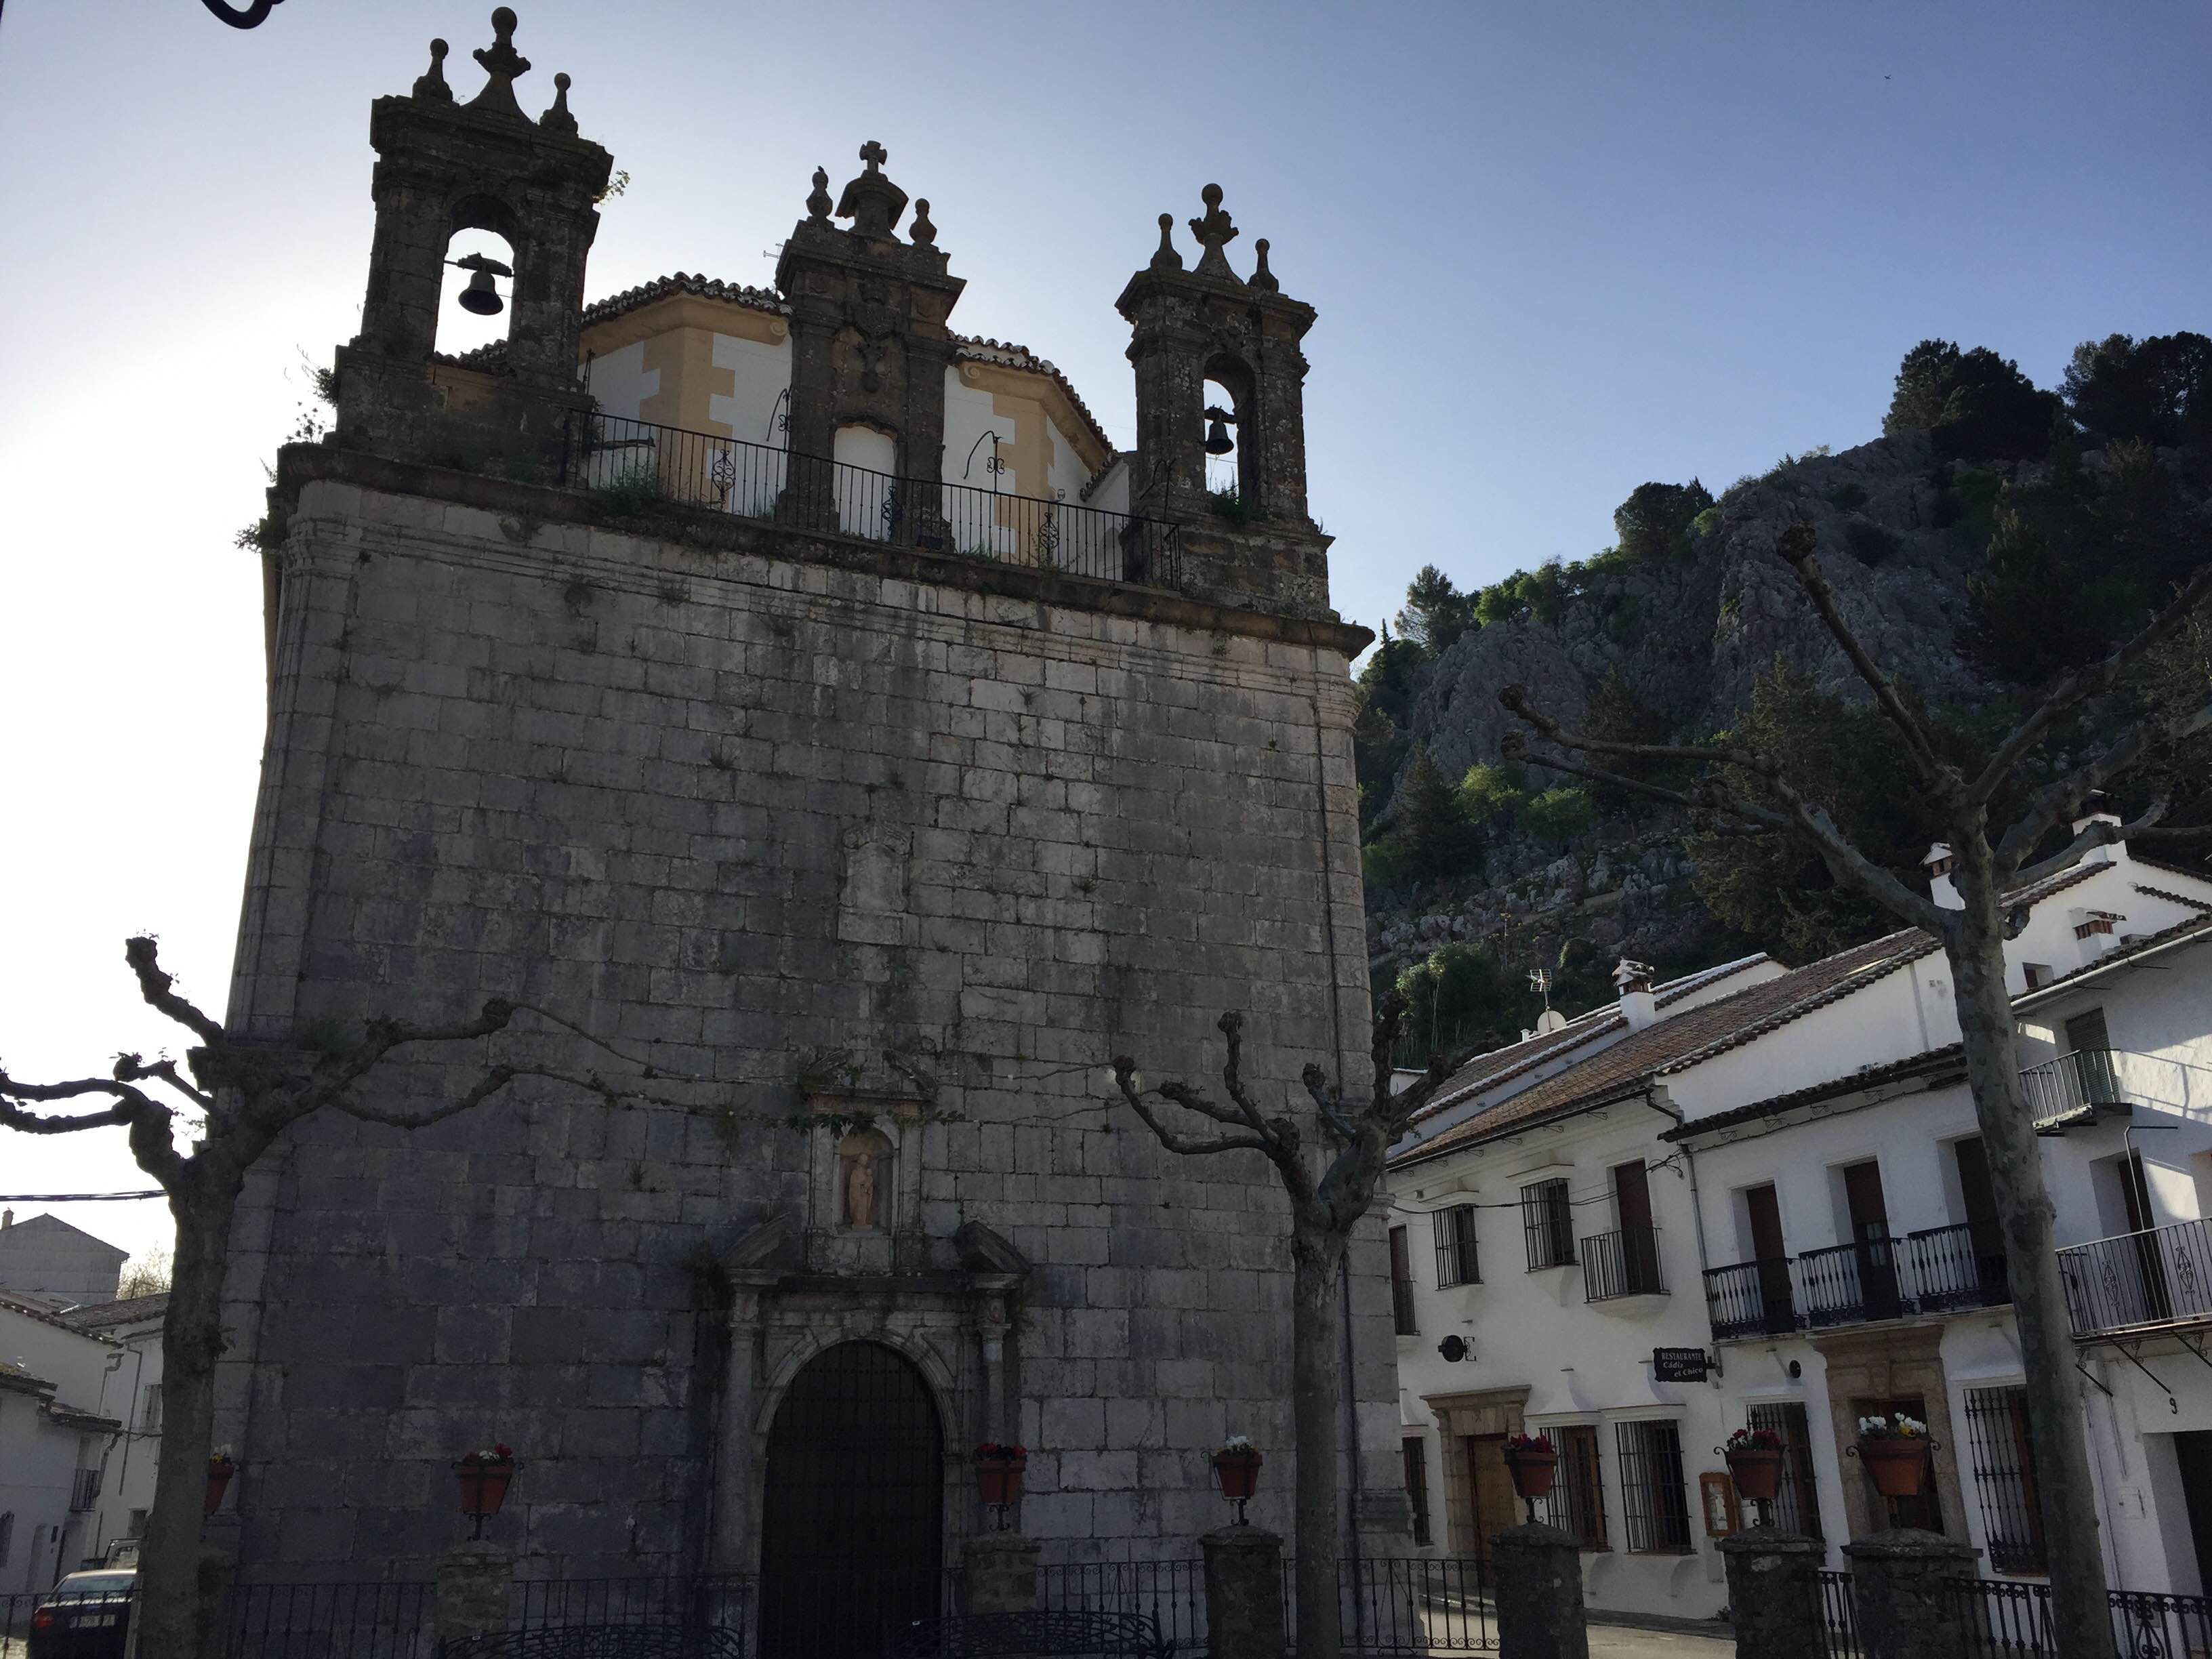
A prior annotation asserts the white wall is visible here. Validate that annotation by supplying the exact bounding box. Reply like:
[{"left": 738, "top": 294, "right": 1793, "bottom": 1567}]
[
  {"left": 0, "top": 1306, "right": 125, "bottom": 1590},
  {"left": 581, "top": 339, "right": 655, "bottom": 424},
  {"left": 708, "top": 333, "right": 791, "bottom": 449}
]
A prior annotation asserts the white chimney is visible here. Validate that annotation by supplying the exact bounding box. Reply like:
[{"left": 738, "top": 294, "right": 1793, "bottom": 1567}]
[
  {"left": 2070, "top": 908, "right": 2127, "bottom": 959},
  {"left": 1924, "top": 842, "right": 1963, "bottom": 910},
  {"left": 1, "top": 1208, "right": 11, "bottom": 1229},
  {"left": 1614, "top": 958, "right": 1658, "bottom": 1029},
  {"left": 2071, "top": 790, "right": 2125, "bottom": 866}
]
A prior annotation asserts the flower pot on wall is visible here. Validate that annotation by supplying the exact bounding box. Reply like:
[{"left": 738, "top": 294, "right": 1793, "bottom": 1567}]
[
  {"left": 456, "top": 1459, "right": 517, "bottom": 1519},
  {"left": 204, "top": 1464, "right": 234, "bottom": 1517},
  {"left": 1853, "top": 1438, "right": 1930, "bottom": 1498},
  {"left": 975, "top": 1456, "right": 1027, "bottom": 1507},
  {"left": 1725, "top": 1448, "right": 1784, "bottom": 1502},
  {"left": 1212, "top": 1451, "right": 1263, "bottom": 1504},
  {"left": 1503, "top": 1448, "right": 1559, "bottom": 1502}
]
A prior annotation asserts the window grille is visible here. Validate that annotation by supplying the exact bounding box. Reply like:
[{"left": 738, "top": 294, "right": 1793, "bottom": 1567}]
[
  {"left": 1401, "top": 1437, "right": 1432, "bottom": 1547},
  {"left": 1747, "top": 1401, "right": 1824, "bottom": 1540},
  {"left": 1537, "top": 1425, "right": 1608, "bottom": 1549},
  {"left": 1964, "top": 1385, "right": 2046, "bottom": 1572},
  {"left": 1433, "top": 1204, "right": 1481, "bottom": 1288},
  {"left": 141, "top": 1382, "right": 161, "bottom": 1434},
  {"left": 0, "top": 1511, "right": 12, "bottom": 1568},
  {"left": 1522, "top": 1179, "right": 1576, "bottom": 1270},
  {"left": 70, "top": 1467, "right": 102, "bottom": 1513},
  {"left": 1389, "top": 1225, "right": 1418, "bottom": 1335},
  {"left": 1614, "top": 1420, "right": 1692, "bottom": 1553}
]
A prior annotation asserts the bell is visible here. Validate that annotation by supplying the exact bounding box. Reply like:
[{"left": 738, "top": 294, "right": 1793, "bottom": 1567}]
[
  {"left": 458, "top": 266, "right": 504, "bottom": 316},
  {"left": 1204, "top": 416, "right": 1235, "bottom": 456}
]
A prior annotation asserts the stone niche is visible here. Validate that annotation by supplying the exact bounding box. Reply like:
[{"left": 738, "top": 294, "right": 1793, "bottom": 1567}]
[{"left": 802, "top": 1094, "right": 927, "bottom": 1275}]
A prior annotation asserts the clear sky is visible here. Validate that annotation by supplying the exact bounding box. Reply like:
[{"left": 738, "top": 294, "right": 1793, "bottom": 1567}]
[{"left": 1, "top": 1, "right": 2205, "bottom": 1265}]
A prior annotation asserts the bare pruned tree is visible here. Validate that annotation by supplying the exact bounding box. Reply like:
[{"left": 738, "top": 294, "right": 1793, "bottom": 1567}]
[
  {"left": 1498, "top": 521, "right": 2212, "bottom": 1659},
  {"left": 1112, "top": 1004, "right": 1473, "bottom": 1659},
  {"left": 0, "top": 937, "right": 755, "bottom": 1659}
]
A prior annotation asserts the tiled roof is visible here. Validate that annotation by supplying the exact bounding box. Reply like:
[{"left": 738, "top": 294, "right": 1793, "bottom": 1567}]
[
  {"left": 2133, "top": 883, "right": 2212, "bottom": 912},
  {"left": 1662, "top": 1045, "right": 1967, "bottom": 1141},
  {"left": 579, "top": 270, "right": 783, "bottom": 330},
  {"left": 61, "top": 1292, "right": 167, "bottom": 1332},
  {"left": 0, "top": 1288, "right": 116, "bottom": 1341},
  {"left": 1395, "top": 930, "right": 1940, "bottom": 1165},
  {"left": 2131, "top": 851, "right": 2212, "bottom": 884},
  {"left": 2015, "top": 912, "right": 2212, "bottom": 1006}
]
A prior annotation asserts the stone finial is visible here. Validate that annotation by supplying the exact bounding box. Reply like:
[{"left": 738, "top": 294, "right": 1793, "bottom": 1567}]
[
  {"left": 466, "top": 7, "right": 531, "bottom": 120},
  {"left": 806, "top": 167, "right": 833, "bottom": 222},
  {"left": 834, "top": 138, "right": 909, "bottom": 241},
  {"left": 539, "top": 70, "right": 576, "bottom": 133},
  {"left": 412, "top": 37, "right": 453, "bottom": 102},
  {"left": 909, "top": 198, "right": 937, "bottom": 247},
  {"left": 1249, "top": 237, "right": 1279, "bottom": 292},
  {"left": 1189, "top": 183, "right": 1242, "bottom": 281},
  {"left": 1149, "top": 213, "right": 1183, "bottom": 271}
]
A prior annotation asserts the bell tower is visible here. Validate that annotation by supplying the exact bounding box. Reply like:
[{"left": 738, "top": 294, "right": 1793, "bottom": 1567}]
[
  {"left": 774, "top": 142, "right": 966, "bottom": 539},
  {"left": 1116, "top": 185, "right": 1330, "bottom": 616},
  {"left": 334, "top": 8, "right": 613, "bottom": 467}
]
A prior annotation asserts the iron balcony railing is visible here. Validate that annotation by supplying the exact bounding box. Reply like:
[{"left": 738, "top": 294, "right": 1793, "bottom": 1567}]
[
  {"left": 2059, "top": 1216, "right": 2212, "bottom": 1338},
  {"left": 559, "top": 412, "right": 1184, "bottom": 589},
  {"left": 1702, "top": 1256, "right": 1798, "bottom": 1338},
  {"left": 1796, "top": 1233, "right": 1910, "bottom": 1328},
  {"left": 1581, "top": 1225, "right": 1666, "bottom": 1302},
  {"left": 1906, "top": 1219, "right": 2011, "bottom": 1313},
  {"left": 2020, "top": 1047, "right": 2129, "bottom": 1122}
]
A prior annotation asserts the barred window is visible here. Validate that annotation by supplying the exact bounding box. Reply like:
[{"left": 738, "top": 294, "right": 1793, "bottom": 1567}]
[
  {"left": 1402, "top": 1437, "right": 1433, "bottom": 1547},
  {"left": 0, "top": 1511, "right": 12, "bottom": 1568},
  {"left": 1964, "top": 1385, "right": 2047, "bottom": 1572},
  {"left": 1615, "top": 1419, "right": 1693, "bottom": 1553},
  {"left": 1433, "top": 1204, "right": 1481, "bottom": 1288},
  {"left": 1538, "top": 1425, "right": 1609, "bottom": 1550},
  {"left": 1522, "top": 1179, "right": 1576, "bottom": 1270},
  {"left": 1746, "top": 1401, "right": 1824, "bottom": 1541},
  {"left": 1389, "top": 1225, "right": 1418, "bottom": 1336}
]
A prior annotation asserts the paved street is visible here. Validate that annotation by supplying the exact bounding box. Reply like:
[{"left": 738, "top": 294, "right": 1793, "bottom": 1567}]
[{"left": 1589, "top": 1618, "right": 1738, "bottom": 1656}]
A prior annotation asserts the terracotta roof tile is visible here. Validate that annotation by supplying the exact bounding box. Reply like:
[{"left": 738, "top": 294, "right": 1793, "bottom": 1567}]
[
  {"left": 2132, "top": 852, "right": 2212, "bottom": 884},
  {"left": 60, "top": 1292, "right": 168, "bottom": 1332},
  {"left": 2133, "top": 882, "right": 2212, "bottom": 912}
]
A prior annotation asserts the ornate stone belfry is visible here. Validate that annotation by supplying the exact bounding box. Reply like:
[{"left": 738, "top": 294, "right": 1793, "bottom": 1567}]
[
  {"left": 1116, "top": 185, "right": 1331, "bottom": 615},
  {"left": 775, "top": 142, "right": 966, "bottom": 529},
  {"left": 334, "top": 7, "right": 613, "bottom": 466}
]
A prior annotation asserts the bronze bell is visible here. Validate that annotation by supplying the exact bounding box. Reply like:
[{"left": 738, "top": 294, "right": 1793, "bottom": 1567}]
[
  {"left": 453, "top": 253, "right": 512, "bottom": 317},
  {"left": 1203, "top": 404, "right": 1236, "bottom": 456}
]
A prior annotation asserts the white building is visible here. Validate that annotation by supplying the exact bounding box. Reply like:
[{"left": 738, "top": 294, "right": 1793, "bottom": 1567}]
[
  {"left": 60, "top": 1293, "right": 169, "bottom": 1567},
  {"left": 0, "top": 1292, "right": 127, "bottom": 1593},
  {"left": 0, "top": 1212, "right": 127, "bottom": 1308},
  {"left": 1384, "top": 823, "right": 2212, "bottom": 1622}
]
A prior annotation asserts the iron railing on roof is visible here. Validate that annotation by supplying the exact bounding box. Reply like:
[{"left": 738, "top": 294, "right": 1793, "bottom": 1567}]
[{"left": 560, "top": 412, "right": 1183, "bottom": 588}]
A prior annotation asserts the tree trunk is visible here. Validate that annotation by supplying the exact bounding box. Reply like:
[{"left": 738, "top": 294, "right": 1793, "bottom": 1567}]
[
  {"left": 1290, "top": 1218, "right": 1346, "bottom": 1659},
  {"left": 136, "top": 1187, "right": 239, "bottom": 1659},
  {"left": 1948, "top": 844, "right": 2114, "bottom": 1659}
]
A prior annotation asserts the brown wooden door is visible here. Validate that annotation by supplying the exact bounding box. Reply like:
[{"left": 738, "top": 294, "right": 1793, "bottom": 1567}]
[
  {"left": 1613, "top": 1161, "right": 1660, "bottom": 1293},
  {"left": 1843, "top": 1160, "right": 1903, "bottom": 1318},
  {"left": 1465, "top": 1435, "right": 1521, "bottom": 1568},
  {"left": 1745, "top": 1183, "right": 1795, "bottom": 1328}
]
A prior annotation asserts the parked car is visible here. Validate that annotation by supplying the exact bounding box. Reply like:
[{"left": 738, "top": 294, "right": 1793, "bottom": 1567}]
[{"left": 26, "top": 1570, "right": 134, "bottom": 1658}]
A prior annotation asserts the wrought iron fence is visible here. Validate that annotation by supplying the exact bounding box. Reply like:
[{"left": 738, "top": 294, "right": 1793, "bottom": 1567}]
[
  {"left": 1813, "top": 1572, "right": 2212, "bottom": 1658},
  {"left": 1337, "top": 1557, "right": 1492, "bottom": 1653},
  {"left": 1703, "top": 1256, "right": 1797, "bottom": 1338},
  {"left": 1908, "top": 1220, "right": 2011, "bottom": 1313},
  {"left": 218, "top": 1579, "right": 441, "bottom": 1658},
  {"left": 2058, "top": 1216, "right": 2212, "bottom": 1338},
  {"left": 560, "top": 413, "right": 1184, "bottom": 588},
  {"left": 1033, "top": 1560, "right": 1206, "bottom": 1652},
  {"left": 1580, "top": 1225, "right": 1666, "bottom": 1301},
  {"left": 1817, "top": 1569, "right": 1861, "bottom": 1657},
  {"left": 1796, "top": 1234, "right": 1910, "bottom": 1328},
  {"left": 2020, "top": 1047, "right": 2128, "bottom": 1120}
]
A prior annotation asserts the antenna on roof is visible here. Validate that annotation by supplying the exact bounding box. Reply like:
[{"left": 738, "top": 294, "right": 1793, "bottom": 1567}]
[{"left": 1528, "top": 968, "right": 1553, "bottom": 1011}]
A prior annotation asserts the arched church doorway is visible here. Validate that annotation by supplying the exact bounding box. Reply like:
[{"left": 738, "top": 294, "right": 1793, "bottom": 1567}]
[{"left": 757, "top": 1340, "right": 944, "bottom": 1657}]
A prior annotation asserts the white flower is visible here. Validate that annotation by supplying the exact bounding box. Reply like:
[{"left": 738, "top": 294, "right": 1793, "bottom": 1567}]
[{"left": 1219, "top": 1434, "right": 1253, "bottom": 1454}]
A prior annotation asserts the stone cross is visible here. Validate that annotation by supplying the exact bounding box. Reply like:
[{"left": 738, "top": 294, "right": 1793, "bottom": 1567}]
[{"left": 860, "top": 140, "right": 888, "bottom": 172}]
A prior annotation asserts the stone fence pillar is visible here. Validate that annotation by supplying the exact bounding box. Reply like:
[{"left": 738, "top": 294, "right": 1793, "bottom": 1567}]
[
  {"left": 1719, "top": 1527, "right": 1824, "bottom": 1659},
  {"left": 1843, "top": 1529, "right": 1975, "bottom": 1659},
  {"left": 1492, "top": 1522, "right": 1588, "bottom": 1659},
  {"left": 1202, "top": 1525, "right": 1285, "bottom": 1659},
  {"left": 435, "top": 1545, "right": 514, "bottom": 1646},
  {"left": 962, "top": 1534, "right": 1040, "bottom": 1614}
]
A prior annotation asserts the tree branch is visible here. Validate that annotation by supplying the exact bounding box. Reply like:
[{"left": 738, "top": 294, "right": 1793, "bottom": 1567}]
[
  {"left": 114, "top": 1054, "right": 215, "bottom": 1115},
  {"left": 1300, "top": 1063, "right": 1359, "bottom": 1143},
  {"left": 1992, "top": 697, "right": 2212, "bottom": 877},
  {"left": 1110, "top": 1057, "right": 1275, "bottom": 1158},
  {"left": 1969, "top": 563, "right": 2212, "bottom": 808},
  {"left": 1774, "top": 524, "right": 1953, "bottom": 790},
  {"left": 124, "top": 936, "right": 225, "bottom": 1047}
]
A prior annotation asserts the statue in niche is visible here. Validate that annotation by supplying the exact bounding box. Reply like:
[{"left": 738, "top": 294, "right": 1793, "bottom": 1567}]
[{"left": 838, "top": 1128, "right": 892, "bottom": 1230}]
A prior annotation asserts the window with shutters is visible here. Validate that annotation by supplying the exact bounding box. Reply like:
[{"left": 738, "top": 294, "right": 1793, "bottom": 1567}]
[
  {"left": 1964, "top": 1386, "right": 2047, "bottom": 1572},
  {"left": 1402, "top": 1437, "right": 1433, "bottom": 1547},
  {"left": 1522, "top": 1179, "right": 1576, "bottom": 1269},
  {"left": 1615, "top": 1420, "right": 1693, "bottom": 1553},
  {"left": 1433, "top": 1204, "right": 1481, "bottom": 1288},
  {"left": 1537, "top": 1425, "right": 1608, "bottom": 1549}
]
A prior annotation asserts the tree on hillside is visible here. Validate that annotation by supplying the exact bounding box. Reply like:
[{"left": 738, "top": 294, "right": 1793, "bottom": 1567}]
[
  {"left": 2064, "top": 331, "right": 2211, "bottom": 450},
  {"left": 1111, "top": 1001, "right": 1479, "bottom": 1659},
  {"left": 117, "top": 1247, "right": 173, "bottom": 1298},
  {"left": 1883, "top": 338, "right": 2062, "bottom": 462},
  {"left": 1353, "top": 623, "right": 1431, "bottom": 830},
  {"left": 1393, "top": 565, "right": 1477, "bottom": 655},
  {"left": 1501, "top": 521, "right": 2212, "bottom": 1659},
  {"left": 1393, "top": 745, "right": 1478, "bottom": 882},
  {"left": 1612, "top": 478, "right": 1714, "bottom": 563},
  {"left": 0, "top": 939, "right": 768, "bottom": 1659}
]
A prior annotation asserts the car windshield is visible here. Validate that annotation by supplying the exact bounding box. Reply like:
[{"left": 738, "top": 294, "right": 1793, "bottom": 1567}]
[{"left": 56, "top": 1572, "right": 136, "bottom": 1598}]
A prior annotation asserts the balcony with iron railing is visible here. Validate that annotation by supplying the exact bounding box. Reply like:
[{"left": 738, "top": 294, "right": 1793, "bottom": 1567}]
[
  {"left": 1703, "top": 1220, "right": 2014, "bottom": 1340},
  {"left": 2059, "top": 1216, "right": 2212, "bottom": 1339},
  {"left": 558, "top": 412, "right": 1184, "bottom": 590},
  {"left": 2022, "top": 1047, "right": 2142, "bottom": 1128},
  {"left": 1581, "top": 1225, "right": 1667, "bottom": 1303}
]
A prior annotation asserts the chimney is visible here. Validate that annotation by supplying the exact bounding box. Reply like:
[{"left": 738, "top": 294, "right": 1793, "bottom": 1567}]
[
  {"left": 2071, "top": 790, "right": 2125, "bottom": 865},
  {"left": 1, "top": 1208, "right": 11, "bottom": 1229},
  {"left": 1614, "top": 958, "right": 1658, "bottom": 1029},
  {"left": 2070, "top": 907, "right": 2126, "bottom": 959},
  {"left": 1924, "top": 842, "right": 1963, "bottom": 910}
]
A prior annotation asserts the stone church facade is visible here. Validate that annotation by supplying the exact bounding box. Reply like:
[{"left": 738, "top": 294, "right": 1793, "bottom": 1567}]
[{"left": 212, "top": 9, "right": 1395, "bottom": 1601}]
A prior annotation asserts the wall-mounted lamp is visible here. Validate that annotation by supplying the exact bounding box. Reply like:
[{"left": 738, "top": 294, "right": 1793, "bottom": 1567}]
[{"left": 451, "top": 253, "right": 513, "bottom": 317}]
